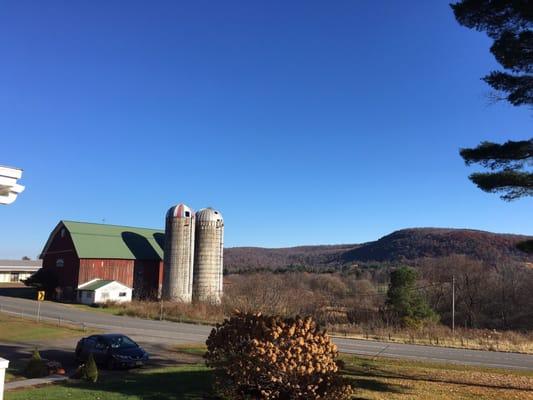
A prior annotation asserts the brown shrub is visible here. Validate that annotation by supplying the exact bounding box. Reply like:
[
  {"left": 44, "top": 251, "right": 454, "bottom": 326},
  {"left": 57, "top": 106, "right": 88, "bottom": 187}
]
[{"left": 205, "top": 312, "right": 352, "bottom": 400}]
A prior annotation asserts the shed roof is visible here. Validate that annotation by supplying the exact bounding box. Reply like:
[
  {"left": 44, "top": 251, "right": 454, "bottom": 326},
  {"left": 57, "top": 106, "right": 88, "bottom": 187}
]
[
  {"left": 41, "top": 221, "right": 164, "bottom": 260},
  {"left": 78, "top": 279, "right": 117, "bottom": 291}
]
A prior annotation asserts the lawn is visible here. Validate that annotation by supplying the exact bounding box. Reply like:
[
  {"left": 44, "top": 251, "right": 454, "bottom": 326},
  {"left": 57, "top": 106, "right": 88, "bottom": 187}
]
[
  {"left": 5, "top": 365, "right": 214, "bottom": 400},
  {"left": 340, "top": 354, "right": 533, "bottom": 400},
  {"left": 5, "top": 346, "right": 533, "bottom": 400},
  {"left": 0, "top": 313, "right": 95, "bottom": 382},
  {"left": 0, "top": 313, "right": 88, "bottom": 342}
]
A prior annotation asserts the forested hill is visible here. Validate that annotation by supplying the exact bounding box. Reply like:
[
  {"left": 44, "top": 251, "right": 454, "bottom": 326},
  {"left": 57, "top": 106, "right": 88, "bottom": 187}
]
[{"left": 224, "top": 228, "right": 532, "bottom": 273}]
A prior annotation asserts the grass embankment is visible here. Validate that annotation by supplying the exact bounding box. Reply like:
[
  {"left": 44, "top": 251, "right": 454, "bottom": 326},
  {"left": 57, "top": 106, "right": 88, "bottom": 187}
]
[
  {"left": 0, "top": 314, "right": 94, "bottom": 382},
  {"left": 331, "top": 325, "right": 533, "bottom": 354},
  {"left": 6, "top": 345, "right": 533, "bottom": 400},
  {"left": 0, "top": 313, "right": 89, "bottom": 343}
]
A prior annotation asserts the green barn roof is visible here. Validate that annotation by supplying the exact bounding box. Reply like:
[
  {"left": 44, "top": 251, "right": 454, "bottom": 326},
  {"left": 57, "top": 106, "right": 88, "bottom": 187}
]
[{"left": 41, "top": 220, "right": 164, "bottom": 260}]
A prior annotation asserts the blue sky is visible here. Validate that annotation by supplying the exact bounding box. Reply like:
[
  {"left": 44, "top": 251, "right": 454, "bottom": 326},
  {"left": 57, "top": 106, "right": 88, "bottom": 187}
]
[{"left": 1, "top": 0, "right": 531, "bottom": 259}]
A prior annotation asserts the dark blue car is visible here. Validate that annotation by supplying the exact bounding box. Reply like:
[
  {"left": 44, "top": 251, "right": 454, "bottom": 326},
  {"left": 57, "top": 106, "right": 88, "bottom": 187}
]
[{"left": 75, "top": 334, "right": 149, "bottom": 369}]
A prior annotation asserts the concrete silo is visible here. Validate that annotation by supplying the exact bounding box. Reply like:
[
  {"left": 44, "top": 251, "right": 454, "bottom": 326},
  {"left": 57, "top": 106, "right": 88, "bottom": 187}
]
[
  {"left": 193, "top": 207, "right": 224, "bottom": 303},
  {"left": 162, "top": 204, "right": 195, "bottom": 302}
]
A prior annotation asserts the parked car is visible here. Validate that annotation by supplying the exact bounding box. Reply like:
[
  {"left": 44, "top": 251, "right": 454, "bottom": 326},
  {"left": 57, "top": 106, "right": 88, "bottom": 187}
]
[{"left": 75, "top": 334, "right": 149, "bottom": 369}]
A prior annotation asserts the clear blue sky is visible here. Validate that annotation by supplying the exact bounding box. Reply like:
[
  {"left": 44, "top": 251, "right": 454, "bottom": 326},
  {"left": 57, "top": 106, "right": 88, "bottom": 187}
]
[{"left": 1, "top": 0, "right": 531, "bottom": 259}]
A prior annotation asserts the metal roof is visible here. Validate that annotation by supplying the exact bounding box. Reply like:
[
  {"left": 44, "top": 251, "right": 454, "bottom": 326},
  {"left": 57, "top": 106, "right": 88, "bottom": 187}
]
[
  {"left": 0, "top": 259, "right": 41, "bottom": 273},
  {"left": 196, "top": 207, "right": 223, "bottom": 222},
  {"left": 40, "top": 221, "right": 164, "bottom": 260},
  {"left": 78, "top": 279, "right": 119, "bottom": 291},
  {"left": 0, "top": 259, "right": 42, "bottom": 267}
]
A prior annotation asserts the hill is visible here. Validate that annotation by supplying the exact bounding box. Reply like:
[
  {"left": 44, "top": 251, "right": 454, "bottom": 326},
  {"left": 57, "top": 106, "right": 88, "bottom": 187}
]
[{"left": 224, "top": 228, "right": 532, "bottom": 273}]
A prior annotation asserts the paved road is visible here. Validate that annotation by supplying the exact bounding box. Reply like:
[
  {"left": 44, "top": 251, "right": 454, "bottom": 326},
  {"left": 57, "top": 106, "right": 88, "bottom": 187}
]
[{"left": 1, "top": 295, "right": 532, "bottom": 371}]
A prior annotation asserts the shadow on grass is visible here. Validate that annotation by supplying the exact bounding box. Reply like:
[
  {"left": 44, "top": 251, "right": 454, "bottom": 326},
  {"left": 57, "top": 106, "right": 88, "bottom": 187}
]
[
  {"left": 63, "top": 366, "right": 216, "bottom": 400},
  {"left": 0, "top": 343, "right": 79, "bottom": 382}
]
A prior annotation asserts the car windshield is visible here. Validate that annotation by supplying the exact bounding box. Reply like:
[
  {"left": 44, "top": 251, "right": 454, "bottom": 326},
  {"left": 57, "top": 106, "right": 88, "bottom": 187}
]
[{"left": 105, "top": 336, "right": 137, "bottom": 349}]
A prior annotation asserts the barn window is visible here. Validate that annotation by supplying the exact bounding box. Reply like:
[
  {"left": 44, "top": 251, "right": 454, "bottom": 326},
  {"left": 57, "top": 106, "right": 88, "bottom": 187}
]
[
  {"left": 60, "top": 228, "right": 65, "bottom": 238},
  {"left": 56, "top": 259, "right": 64, "bottom": 268},
  {"left": 119, "top": 292, "right": 127, "bottom": 297}
]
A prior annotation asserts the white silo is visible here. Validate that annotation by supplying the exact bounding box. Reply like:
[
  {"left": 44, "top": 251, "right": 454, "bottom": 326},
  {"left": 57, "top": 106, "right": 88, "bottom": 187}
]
[
  {"left": 162, "top": 204, "right": 195, "bottom": 302},
  {"left": 193, "top": 207, "right": 224, "bottom": 303}
]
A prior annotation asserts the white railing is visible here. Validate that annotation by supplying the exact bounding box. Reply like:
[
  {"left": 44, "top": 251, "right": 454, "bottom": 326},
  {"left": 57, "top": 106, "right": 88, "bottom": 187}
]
[
  {"left": 0, "top": 165, "right": 25, "bottom": 205},
  {"left": 0, "top": 357, "right": 9, "bottom": 400}
]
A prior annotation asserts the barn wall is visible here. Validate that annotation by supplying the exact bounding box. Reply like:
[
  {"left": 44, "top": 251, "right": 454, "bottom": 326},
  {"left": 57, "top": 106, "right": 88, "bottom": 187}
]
[
  {"left": 41, "top": 226, "right": 80, "bottom": 297},
  {"left": 133, "top": 260, "right": 162, "bottom": 299},
  {"left": 78, "top": 259, "right": 135, "bottom": 288}
]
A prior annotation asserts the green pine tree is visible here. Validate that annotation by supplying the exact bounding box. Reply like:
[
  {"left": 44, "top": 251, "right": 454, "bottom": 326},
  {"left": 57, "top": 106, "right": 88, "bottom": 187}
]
[
  {"left": 24, "top": 348, "right": 48, "bottom": 378},
  {"left": 386, "top": 266, "right": 437, "bottom": 328},
  {"left": 82, "top": 353, "right": 98, "bottom": 383}
]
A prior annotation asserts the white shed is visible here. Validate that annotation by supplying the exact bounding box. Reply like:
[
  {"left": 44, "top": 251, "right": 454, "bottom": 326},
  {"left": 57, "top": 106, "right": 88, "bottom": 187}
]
[{"left": 77, "top": 279, "right": 132, "bottom": 305}]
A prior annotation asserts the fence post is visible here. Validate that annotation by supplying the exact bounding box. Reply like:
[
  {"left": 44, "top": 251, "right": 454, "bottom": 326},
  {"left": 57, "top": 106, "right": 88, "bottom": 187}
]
[{"left": 0, "top": 357, "right": 9, "bottom": 400}]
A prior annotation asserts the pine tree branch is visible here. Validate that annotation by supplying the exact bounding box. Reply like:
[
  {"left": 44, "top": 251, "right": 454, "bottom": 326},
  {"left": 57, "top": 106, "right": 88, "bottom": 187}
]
[
  {"left": 468, "top": 170, "right": 533, "bottom": 200},
  {"left": 460, "top": 139, "right": 533, "bottom": 170}
]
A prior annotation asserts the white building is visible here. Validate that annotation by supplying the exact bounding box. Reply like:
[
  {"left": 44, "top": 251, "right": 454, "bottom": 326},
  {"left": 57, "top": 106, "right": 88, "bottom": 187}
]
[
  {"left": 77, "top": 279, "right": 132, "bottom": 305},
  {"left": 0, "top": 166, "right": 25, "bottom": 205},
  {"left": 0, "top": 260, "right": 41, "bottom": 283}
]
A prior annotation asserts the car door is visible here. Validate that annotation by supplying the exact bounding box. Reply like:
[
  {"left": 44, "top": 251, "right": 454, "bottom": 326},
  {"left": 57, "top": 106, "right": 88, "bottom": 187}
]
[
  {"left": 92, "top": 337, "right": 109, "bottom": 364},
  {"left": 80, "top": 337, "right": 96, "bottom": 361}
]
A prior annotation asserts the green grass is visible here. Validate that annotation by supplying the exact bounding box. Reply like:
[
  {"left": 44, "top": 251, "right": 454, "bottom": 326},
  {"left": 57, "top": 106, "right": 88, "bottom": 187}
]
[
  {"left": 0, "top": 314, "right": 90, "bottom": 342},
  {"left": 5, "top": 365, "right": 214, "bottom": 400}
]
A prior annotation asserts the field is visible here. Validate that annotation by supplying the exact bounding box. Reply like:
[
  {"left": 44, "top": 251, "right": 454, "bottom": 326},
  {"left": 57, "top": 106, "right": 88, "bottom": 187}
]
[
  {"left": 0, "top": 313, "right": 87, "bottom": 343},
  {"left": 4, "top": 344, "right": 533, "bottom": 400}
]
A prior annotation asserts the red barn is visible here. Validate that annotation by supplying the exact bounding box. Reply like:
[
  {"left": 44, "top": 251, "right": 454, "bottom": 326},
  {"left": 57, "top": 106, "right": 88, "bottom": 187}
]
[{"left": 40, "top": 221, "right": 164, "bottom": 300}]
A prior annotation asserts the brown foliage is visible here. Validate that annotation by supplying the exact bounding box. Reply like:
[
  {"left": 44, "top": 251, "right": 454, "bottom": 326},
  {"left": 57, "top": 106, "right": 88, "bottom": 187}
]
[
  {"left": 205, "top": 312, "right": 352, "bottom": 400},
  {"left": 225, "top": 228, "right": 532, "bottom": 273}
]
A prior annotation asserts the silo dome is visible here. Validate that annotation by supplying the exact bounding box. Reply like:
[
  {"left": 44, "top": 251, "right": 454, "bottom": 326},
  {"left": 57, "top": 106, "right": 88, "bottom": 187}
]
[
  {"left": 195, "top": 207, "right": 223, "bottom": 222},
  {"left": 166, "top": 204, "right": 194, "bottom": 219}
]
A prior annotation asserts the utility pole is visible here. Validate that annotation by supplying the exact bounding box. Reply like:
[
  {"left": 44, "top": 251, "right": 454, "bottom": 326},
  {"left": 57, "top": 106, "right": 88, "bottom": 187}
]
[{"left": 452, "top": 275, "right": 455, "bottom": 334}]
